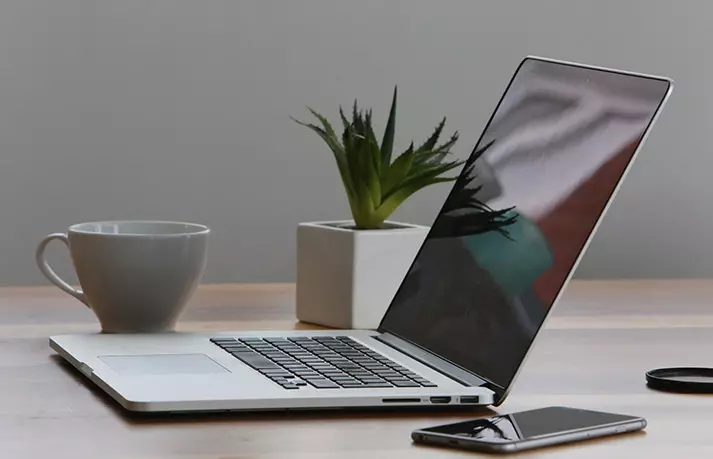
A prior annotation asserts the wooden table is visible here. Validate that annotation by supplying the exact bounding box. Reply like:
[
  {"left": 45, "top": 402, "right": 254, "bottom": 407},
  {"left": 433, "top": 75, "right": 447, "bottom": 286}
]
[{"left": 2, "top": 280, "right": 713, "bottom": 458}]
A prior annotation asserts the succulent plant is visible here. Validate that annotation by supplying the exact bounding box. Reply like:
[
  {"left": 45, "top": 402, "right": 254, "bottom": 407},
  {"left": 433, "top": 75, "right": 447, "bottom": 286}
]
[{"left": 293, "top": 87, "right": 464, "bottom": 229}]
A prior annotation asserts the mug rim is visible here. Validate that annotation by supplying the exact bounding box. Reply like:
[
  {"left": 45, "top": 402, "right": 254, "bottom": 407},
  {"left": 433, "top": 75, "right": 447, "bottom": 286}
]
[{"left": 69, "top": 220, "right": 210, "bottom": 237}]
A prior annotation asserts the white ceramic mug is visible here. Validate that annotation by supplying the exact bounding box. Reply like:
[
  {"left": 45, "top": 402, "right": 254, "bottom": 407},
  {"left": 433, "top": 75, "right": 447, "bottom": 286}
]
[{"left": 36, "top": 221, "right": 210, "bottom": 333}]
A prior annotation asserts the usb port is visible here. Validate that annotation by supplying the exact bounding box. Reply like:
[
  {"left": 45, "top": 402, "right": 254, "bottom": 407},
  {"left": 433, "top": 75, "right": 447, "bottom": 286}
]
[
  {"left": 429, "top": 396, "right": 451, "bottom": 404},
  {"left": 459, "top": 396, "right": 480, "bottom": 404}
]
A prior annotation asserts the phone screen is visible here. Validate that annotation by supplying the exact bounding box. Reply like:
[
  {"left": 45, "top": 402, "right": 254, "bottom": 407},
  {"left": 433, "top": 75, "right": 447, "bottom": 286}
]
[{"left": 421, "top": 407, "right": 640, "bottom": 443}]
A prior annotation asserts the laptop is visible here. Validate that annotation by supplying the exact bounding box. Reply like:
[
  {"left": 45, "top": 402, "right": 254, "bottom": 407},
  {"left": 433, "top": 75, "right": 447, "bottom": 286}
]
[{"left": 50, "top": 56, "right": 673, "bottom": 412}]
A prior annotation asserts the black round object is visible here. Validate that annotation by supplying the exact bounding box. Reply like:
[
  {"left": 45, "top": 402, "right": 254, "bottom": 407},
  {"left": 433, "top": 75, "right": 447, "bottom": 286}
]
[{"left": 646, "top": 367, "right": 713, "bottom": 393}]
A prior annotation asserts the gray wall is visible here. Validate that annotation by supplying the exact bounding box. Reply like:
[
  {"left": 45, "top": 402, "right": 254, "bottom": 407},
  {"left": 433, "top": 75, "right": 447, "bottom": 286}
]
[{"left": 0, "top": 0, "right": 705, "bottom": 285}]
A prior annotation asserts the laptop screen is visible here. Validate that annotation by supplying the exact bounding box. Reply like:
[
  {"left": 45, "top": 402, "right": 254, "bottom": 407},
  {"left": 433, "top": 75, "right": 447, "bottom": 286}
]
[{"left": 378, "top": 58, "right": 671, "bottom": 398}]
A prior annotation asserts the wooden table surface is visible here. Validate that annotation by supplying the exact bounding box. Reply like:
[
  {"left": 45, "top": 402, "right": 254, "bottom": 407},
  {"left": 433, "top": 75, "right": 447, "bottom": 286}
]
[{"left": 2, "top": 280, "right": 713, "bottom": 458}]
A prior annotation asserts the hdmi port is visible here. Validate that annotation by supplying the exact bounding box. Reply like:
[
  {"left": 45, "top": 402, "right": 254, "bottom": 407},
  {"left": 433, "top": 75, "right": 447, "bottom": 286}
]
[{"left": 430, "top": 396, "right": 451, "bottom": 404}]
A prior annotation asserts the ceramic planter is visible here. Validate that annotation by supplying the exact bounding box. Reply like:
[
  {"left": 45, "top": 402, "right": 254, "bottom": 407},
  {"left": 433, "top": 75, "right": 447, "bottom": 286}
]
[{"left": 296, "top": 221, "right": 428, "bottom": 329}]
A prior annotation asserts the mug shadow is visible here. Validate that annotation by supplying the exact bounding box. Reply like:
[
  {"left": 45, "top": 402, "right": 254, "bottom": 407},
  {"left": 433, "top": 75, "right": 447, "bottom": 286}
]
[{"left": 50, "top": 354, "right": 496, "bottom": 426}]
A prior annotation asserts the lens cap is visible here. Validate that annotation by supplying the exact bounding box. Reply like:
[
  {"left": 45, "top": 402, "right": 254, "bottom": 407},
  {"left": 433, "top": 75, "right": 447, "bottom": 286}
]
[{"left": 646, "top": 367, "right": 713, "bottom": 393}]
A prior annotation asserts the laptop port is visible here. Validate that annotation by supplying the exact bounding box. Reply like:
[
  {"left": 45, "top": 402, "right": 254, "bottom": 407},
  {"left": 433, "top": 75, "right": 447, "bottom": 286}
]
[
  {"left": 459, "top": 396, "right": 480, "bottom": 404},
  {"left": 382, "top": 398, "right": 421, "bottom": 403},
  {"left": 429, "top": 396, "right": 451, "bottom": 404}
]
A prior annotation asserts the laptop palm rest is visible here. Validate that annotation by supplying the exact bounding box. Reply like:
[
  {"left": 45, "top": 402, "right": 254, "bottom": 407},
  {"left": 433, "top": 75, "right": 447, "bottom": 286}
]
[{"left": 98, "top": 354, "right": 230, "bottom": 376}]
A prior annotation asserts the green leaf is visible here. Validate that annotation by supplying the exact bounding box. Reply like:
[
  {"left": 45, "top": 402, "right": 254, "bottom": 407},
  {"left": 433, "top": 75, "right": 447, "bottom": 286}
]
[
  {"left": 292, "top": 116, "right": 355, "bottom": 202},
  {"left": 352, "top": 99, "right": 365, "bottom": 135},
  {"left": 434, "top": 130, "right": 459, "bottom": 154},
  {"left": 307, "top": 107, "right": 339, "bottom": 140},
  {"left": 339, "top": 106, "right": 350, "bottom": 131},
  {"left": 343, "top": 127, "right": 364, "bottom": 204},
  {"left": 386, "top": 160, "right": 463, "bottom": 200},
  {"left": 364, "top": 109, "right": 382, "bottom": 176},
  {"left": 381, "top": 142, "right": 414, "bottom": 196},
  {"left": 414, "top": 131, "right": 459, "bottom": 165},
  {"left": 362, "top": 135, "right": 382, "bottom": 209},
  {"left": 373, "top": 176, "right": 455, "bottom": 223},
  {"left": 380, "top": 86, "right": 397, "bottom": 169},
  {"left": 415, "top": 117, "right": 445, "bottom": 153}
]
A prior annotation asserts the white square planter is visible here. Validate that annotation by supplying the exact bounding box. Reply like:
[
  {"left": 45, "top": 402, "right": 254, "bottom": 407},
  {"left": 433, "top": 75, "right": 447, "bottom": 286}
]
[{"left": 296, "top": 220, "right": 428, "bottom": 329}]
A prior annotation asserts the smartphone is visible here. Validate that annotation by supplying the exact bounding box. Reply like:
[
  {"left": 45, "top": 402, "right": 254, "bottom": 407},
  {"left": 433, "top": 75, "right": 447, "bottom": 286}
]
[{"left": 412, "top": 406, "right": 646, "bottom": 454}]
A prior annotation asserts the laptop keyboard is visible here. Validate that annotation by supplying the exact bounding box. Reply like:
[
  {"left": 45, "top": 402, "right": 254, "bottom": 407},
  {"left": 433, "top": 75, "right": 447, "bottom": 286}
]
[{"left": 210, "top": 336, "right": 437, "bottom": 390}]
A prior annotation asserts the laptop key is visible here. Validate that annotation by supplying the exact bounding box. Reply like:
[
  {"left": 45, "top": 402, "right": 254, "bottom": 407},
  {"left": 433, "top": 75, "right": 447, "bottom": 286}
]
[
  {"left": 259, "top": 369, "right": 292, "bottom": 376},
  {"left": 348, "top": 372, "right": 375, "bottom": 379},
  {"left": 307, "top": 379, "right": 340, "bottom": 389},
  {"left": 274, "top": 346, "right": 301, "bottom": 352},
  {"left": 230, "top": 351, "right": 278, "bottom": 367},
  {"left": 271, "top": 377, "right": 295, "bottom": 384},
  {"left": 311, "top": 367, "right": 335, "bottom": 372},
  {"left": 338, "top": 366, "right": 362, "bottom": 373},
  {"left": 300, "top": 374, "right": 326, "bottom": 380},
  {"left": 279, "top": 384, "right": 299, "bottom": 390},
  {"left": 358, "top": 376, "right": 386, "bottom": 381},
  {"left": 293, "top": 369, "right": 319, "bottom": 375},
  {"left": 374, "top": 371, "right": 401, "bottom": 378},
  {"left": 311, "top": 350, "right": 334, "bottom": 356},
  {"left": 350, "top": 345, "right": 371, "bottom": 352},
  {"left": 339, "top": 381, "right": 366, "bottom": 388},
  {"left": 401, "top": 372, "right": 421, "bottom": 379},
  {"left": 362, "top": 364, "right": 386, "bottom": 371},
  {"left": 221, "top": 346, "right": 252, "bottom": 353},
  {"left": 210, "top": 337, "right": 237, "bottom": 342},
  {"left": 290, "top": 353, "right": 312, "bottom": 359},
  {"left": 363, "top": 382, "right": 393, "bottom": 387},
  {"left": 386, "top": 362, "right": 406, "bottom": 369},
  {"left": 293, "top": 370, "right": 320, "bottom": 377},
  {"left": 392, "top": 381, "right": 420, "bottom": 388}
]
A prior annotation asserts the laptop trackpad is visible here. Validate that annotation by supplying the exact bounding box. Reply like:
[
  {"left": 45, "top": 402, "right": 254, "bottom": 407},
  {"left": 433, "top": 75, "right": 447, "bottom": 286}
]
[{"left": 99, "top": 354, "right": 230, "bottom": 375}]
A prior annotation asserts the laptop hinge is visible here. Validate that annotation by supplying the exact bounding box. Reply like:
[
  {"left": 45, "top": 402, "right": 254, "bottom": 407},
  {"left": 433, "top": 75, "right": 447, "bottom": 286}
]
[{"left": 375, "top": 333, "right": 487, "bottom": 387}]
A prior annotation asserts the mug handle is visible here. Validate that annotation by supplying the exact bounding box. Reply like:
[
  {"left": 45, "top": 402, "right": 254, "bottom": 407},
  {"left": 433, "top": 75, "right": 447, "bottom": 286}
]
[{"left": 35, "top": 233, "right": 89, "bottom": 307}]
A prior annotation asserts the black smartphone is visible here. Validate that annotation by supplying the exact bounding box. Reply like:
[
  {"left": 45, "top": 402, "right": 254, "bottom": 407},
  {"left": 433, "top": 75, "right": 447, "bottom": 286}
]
[{"left": 412, "top": 406, "right": 646, "bottom": 454}]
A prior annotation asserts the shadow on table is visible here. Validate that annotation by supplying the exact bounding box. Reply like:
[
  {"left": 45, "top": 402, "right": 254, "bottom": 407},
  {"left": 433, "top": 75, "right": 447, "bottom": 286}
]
[{"left": 51, "top": 355, "right": 496, "bottom": 425}]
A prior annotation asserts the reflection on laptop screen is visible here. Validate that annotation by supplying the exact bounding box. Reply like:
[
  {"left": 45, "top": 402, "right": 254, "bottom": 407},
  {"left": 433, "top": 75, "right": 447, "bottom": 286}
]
[{"left": 379, "top": 58, "right": 671, "bottom": 391}]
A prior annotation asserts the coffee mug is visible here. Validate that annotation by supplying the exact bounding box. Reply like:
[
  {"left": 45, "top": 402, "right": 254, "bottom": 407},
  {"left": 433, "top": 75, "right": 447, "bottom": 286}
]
[{"left": 36, "top": 220, "right": 210, "bottom": 333}]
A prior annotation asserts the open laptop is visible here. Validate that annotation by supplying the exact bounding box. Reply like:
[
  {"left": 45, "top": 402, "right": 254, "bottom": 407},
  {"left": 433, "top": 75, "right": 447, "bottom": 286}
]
[{"left": 50, "top": 57, "right": 673, "bottom": 412}]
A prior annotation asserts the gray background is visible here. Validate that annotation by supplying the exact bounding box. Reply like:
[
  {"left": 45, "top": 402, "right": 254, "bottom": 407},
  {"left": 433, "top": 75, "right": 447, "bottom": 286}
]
[{"left": 0, "top": 0, "right": 703, "bottom": 285}]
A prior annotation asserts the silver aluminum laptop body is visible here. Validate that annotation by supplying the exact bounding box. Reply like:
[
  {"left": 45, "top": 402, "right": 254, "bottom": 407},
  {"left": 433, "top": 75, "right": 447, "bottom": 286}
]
[
  {"left": 51, "top": 330, "right": 492, "bottom": 412},
  {"left": 50, "top": 56, "right": 673, "bottom": 413}
]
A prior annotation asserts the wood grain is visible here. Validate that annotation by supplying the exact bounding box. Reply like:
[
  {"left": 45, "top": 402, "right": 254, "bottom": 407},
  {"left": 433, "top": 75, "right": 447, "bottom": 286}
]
[{"left": 2, "top": 280, "right": 713, "bottom": 458}]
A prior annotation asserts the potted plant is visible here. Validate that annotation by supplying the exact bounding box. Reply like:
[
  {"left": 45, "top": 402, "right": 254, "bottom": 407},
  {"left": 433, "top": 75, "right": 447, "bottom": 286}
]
[{"left": 292, "top": 87, "right": 464, "bottom": 329}]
